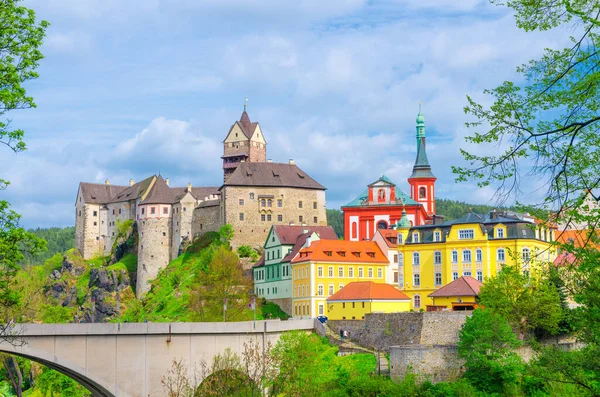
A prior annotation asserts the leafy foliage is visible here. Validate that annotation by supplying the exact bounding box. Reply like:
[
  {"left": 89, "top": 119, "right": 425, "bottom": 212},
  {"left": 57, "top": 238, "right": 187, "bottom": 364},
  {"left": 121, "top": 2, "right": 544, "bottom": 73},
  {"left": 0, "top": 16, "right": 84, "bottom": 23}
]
[
  {"left": 326, "top": 209, "right": 344, "bottom": 238},
  {"left": 236, "top": 245, "right": 259, "bottom": 260},
  {"left": 21, "top": 226, "right": 75, "bottom": 266},
  {"left": 458, "top": 308, "right": 523, "bottom": 394}
]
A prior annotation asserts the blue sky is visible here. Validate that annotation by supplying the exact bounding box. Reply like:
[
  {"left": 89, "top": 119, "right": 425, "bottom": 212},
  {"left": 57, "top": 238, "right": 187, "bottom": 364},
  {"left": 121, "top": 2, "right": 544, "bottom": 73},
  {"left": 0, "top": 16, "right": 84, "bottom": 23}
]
[{"left": 2, "top": 0, "right": 565, "bottom": 228}]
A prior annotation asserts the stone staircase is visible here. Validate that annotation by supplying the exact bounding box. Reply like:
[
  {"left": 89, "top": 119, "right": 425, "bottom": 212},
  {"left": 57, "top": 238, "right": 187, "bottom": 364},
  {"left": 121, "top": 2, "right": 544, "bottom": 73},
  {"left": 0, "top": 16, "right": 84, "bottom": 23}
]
[{"left": 323, "top": 324, "right": 389, "bottom": 376}]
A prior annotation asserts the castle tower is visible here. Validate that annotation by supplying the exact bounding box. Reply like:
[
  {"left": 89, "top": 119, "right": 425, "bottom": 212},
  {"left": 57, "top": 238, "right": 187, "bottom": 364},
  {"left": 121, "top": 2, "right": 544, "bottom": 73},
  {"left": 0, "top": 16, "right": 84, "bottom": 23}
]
[
  {"left": 222, "top": 105, "right": 267, "bottom": 182},
  {"left": 407, "top": 106, "right": 437, "bottom": 216}
]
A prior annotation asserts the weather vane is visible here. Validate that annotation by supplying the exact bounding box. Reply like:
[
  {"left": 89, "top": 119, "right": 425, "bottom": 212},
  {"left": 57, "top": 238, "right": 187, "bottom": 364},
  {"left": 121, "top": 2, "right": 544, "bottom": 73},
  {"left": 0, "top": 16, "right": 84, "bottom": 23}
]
[
  {"left": 244, "top": 98, "right": 248, "bottom": 110},
  {"left": 419, "top": 101, "right": 422, "bottom": 112}
]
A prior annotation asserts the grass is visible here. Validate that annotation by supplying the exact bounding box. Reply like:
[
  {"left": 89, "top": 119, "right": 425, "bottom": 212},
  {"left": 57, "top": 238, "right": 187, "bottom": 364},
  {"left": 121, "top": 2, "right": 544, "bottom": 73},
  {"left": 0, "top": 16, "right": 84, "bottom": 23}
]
[
  {"left": 338, "top": 353, "right": 377, "bottom": 376},
  {"left": 260, "top": 301, "right": 290, "bottom": 320}
]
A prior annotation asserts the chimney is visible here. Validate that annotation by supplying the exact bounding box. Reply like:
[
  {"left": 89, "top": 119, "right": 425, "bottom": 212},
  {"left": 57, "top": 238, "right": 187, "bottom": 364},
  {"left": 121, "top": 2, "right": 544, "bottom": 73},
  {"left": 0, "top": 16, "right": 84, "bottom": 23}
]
[
  {"left": 187, "top": 182, "right": 192, "bottom": 192},
  {"left": 129, "top": 179, "right": 134, "bottom": 187},
  {"left": 489, "top": 210, "right": 497, "bottom": 220},
  {"left": 105, "top": 179, "right": 110, "bottom": 185},
  {"left": 240, "top": 159, "right": 246, "bottom": 163},
  {"left": 267, "top": 159, "right": 273, "bottom": 163},
  {"left": 289, "top": 222, "right": 295, "bottom": 226},
  {"left": 289, "top": 159, "right": 295, "bottom": 165},
  {"left": 304, "top": 235, "right": 312, "bottom": 248},
  {"left": 165, "top": 178, "right": 170, "bottom": 186}
]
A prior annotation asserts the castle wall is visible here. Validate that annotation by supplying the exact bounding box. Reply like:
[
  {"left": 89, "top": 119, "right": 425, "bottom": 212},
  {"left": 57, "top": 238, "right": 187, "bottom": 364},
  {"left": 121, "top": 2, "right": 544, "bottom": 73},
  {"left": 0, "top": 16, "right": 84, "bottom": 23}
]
[
  {"left": 75, "top": 203, "right": 103, "bottom": 259},
  {"left": 222, "top": 186, "right": 327, "bottom": 249},
  {"left": 137, "top": 211, "right": 172, "bottom": 296},
  {"left": 104, "top": 201, "right": 135, "bottom": 255},
  {"left": 171, "top": 197, "right": 196, "bottom": 259},
  {"left": 192, "top": 203, "right": 221, "bottom": 239}
]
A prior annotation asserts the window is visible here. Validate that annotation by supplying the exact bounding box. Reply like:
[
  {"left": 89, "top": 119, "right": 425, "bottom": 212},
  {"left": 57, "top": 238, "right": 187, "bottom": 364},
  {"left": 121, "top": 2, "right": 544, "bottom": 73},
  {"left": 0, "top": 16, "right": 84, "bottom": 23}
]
[
  {"left": 412, "top": 252, "right": 420, "bottom": 266},
  {"left": 261, "top": 199, "right": 266, "bottom": 208},
  {"left": 183, "top": 207, "right": 186, "bottom": 212},
  {"left": 299, "top": 215, "right": 303, "bottom": 223},
  {"left": 317, "top": 266, "right": 323, "bottom": 277},
  {"left": 434, "top": 231, "right": 441, "bottom": 242},
  {"left": 163, "top": 207, "right": 168, "bottom": 214},
  {"left": 338, "top": 267, "right": 344, "bottom": 277},
  {"left": 398, "top": 233, "right": 403, "bottom": 244},
  {"left": 463, "top": 270, "right": 472, "bottom": 277},
  {"left": 377, "top": 268, "right": 383, "bottom": 278},
  {"left": 298, "top": 201, "right": 303, "bottom": 208},
  {"left": 358, "top": 267, "right": 364, "bottom": 277},
  {"left": 239, "top": 199, "right": 244, "bottom": 205},
  {"left": 452, "top": 250, "right": 458, "bottom": 263},
  {"left": 325, "top": 251, "right": 332, "bottom": 257},
  {"left": 112, "top": 209, "right": 115, "bottom": 215},
  {"left": 476, "top": 249, "right": 482, "bottom": 262},
  {"left": 339, "top": 284, "right": 344, "bottom": 290},
  {"left": 414, "top": 273, "right": 420, "bottom": 286},
  {"left": 435, "top": 272, "right": 442, "bottom": 286},
  {"left": 398, "top": 253, "right": 403, "bottom": 265},
  {"left": 250, "top": 193, "right": 255, "bottom": 199},
  {"left": 414, "top": 295, "right": 421, "bottom": 309},
  {"left": 419, "top": 187, "right": 426, "bottom": 199},
  {"left": 348, "top": 267, "right": 354, "bottom": 277},
  {"left": 434, "top": 251, "right": 442, "bottom": 265},
  {"left": 93, "top": 211, "right": 98, "bottom": 217},
  {"left": 496, "top": 228, "right": 504, "bottom": 238},
  {"left": 93, "top": 221, "right": 97, "bottom": 226},
  {"left": 239, "top": 213, "right": 244, "bottom": 221},
  {"left": 413, "top": 233, "right": 419, "bottom": 243},
  {"left": 261, "top": 214, "right": 266, "bottom": 222},
  {"left": 462, "top": 249, "right": 472, "bottom": 263},
  {"left": 328, "top": 285, "right": 334, "bottom": 295},
  {"left": 368, "top": 268, "right": 373, "bottom": 278},
  {"left": 522, "top": 247, "right": 531, "bottom": 263},
  {"left": 318, "top": 304, "right": 324, "bottom": 315},
  {"left": 267, "top": 200, "right": 272, "bottom": 208},
  {"left": 377, "top": 220, "right": 387, "bottom": 230},
  {"left": 267, "top": 214, "right": 272, "bottom": 221},
  {"left": 313, "top": 201, "right": 317, "bottom": 209},
  {"left": 452, "top": 271, "right": 459, "bottom": 281},
  {"left": 119, "top": 208, "right": 122, "bottom": 214},
  {"left": 314, "top": 217, "right": 318, "bottom": 223},
  {"left": 458, "top": 229, "right": 475, "bottom": 239},
  {"left": 277, "top": 199, "right": 282, "bottom": 207},
  {"left": 394, "top": 271, "right": 399, "bottom": 283},
  {"left": 477, "top": 270, "right": 483, "bottom": 282},
  {"left": 78, "top": 210, "right": 81, "bottom": 216},
  {"left": 141, "top": 208, "right": 145, "bottom": 215},
  {"left": 278, "top": 215, "right": 283, "bottom": 222},
  {"left": 151, "top": 207, "right": 156, "bottom": 214},
  {"left": 318, "top": 285, "right": 323, "bottom": 296},
  {"left": 497, "top": 248, "right": 505, "bottom": 262},
  {"left": 328, "top": 267, "right": 334, "bottom": 277}
]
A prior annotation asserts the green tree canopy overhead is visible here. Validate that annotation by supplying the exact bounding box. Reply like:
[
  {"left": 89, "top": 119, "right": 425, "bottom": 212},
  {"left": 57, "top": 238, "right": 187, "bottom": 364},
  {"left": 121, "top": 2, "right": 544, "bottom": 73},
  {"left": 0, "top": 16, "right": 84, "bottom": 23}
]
[{"left": 453, "top": 0, "right": 600, "bottom": 215}]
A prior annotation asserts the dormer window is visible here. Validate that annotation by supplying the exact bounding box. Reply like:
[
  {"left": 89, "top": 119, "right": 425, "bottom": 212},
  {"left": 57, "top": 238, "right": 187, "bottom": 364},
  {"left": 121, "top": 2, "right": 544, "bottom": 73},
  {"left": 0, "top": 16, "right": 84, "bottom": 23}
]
[
  {"left": 496, "top": 228, "right": 504, "bottom": 238},
  {"left": 458, "top": 229, "right": 474, "bottom": 239},
  {"left": 412, "top": 233, "right": 419, "bottom": 243},
  {"left": 434, "top": 231, "right": 441, "bottom": 242},
  {"left": 367, "top": 252, "right": 375, "bottom": 258},
  {"left": 339, "top": 251, "right": 346, "bottom": 257},
  {"left": 325, "top": 251, "right": 332, "bottom": 257},
  {"left": 397, "top": 234, "right": 403, "bottom": 244},
  {"left": 353, "top": 252, "right": 361, "bottom": 258}
]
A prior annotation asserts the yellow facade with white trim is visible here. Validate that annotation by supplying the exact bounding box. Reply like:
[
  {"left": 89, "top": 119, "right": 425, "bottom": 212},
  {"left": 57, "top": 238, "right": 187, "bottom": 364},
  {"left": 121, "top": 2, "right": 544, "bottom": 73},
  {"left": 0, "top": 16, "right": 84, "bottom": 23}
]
[{"left": 326, "top": 299, "right": 411, "bottom": 320}]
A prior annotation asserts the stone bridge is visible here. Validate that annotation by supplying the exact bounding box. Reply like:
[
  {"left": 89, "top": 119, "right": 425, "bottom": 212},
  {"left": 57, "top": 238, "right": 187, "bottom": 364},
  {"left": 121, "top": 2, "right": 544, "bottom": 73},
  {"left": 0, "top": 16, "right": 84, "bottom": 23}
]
[{"left": 0, "top": 319, "right": 316, "bottom": 397}]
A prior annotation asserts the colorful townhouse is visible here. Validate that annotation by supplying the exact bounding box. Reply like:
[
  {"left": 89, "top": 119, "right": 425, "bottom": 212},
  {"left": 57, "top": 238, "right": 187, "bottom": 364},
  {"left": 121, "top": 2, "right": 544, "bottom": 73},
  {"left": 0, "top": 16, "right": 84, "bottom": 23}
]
[
  {"left": 372, "top": 229, "right": 402, "bottom": 286},
  {"left": 253, "top": 225, "right": 337, "bottom": 314},
  {"left": 342, "top": 109, "right": 442, "bottom": 242},
  {"left": 290, "top": 240, "right": 389, "bottom": 318},
  {"left": 326, "top": 281, "right": 411, "bottom": 320},
  {"left": 396, "top": 210, "right": 557, "bottom": 310}
]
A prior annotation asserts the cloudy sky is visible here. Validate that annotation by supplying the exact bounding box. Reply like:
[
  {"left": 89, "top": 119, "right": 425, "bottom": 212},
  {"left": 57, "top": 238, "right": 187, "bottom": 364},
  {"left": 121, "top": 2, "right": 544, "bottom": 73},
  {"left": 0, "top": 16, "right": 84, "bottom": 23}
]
[{"left": 2, "top": 0, "right": 566, "bottom": 228}]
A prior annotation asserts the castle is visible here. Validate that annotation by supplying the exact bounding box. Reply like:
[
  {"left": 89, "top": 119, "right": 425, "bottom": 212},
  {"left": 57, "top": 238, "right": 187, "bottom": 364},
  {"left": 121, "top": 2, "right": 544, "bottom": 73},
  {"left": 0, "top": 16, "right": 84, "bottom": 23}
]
[{"left": 75, "top": 108, "right": 327, "bottom": 296}]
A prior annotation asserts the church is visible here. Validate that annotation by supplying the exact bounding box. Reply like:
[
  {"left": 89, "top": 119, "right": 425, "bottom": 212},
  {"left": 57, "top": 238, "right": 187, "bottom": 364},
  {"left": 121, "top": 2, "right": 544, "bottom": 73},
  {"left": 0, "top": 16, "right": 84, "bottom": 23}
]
[{"left": 342, "top": 109, "right": 439, "bottom": 241}]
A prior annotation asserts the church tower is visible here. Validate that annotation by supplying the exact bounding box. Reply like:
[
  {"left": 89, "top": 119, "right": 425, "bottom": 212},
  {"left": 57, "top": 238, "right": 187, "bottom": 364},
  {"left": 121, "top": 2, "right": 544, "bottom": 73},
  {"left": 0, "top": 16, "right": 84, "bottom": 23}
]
[
  {"left": 407, "top": 106, "right": 436, "bottom": 216},
  {"left": 222, "top": 104, "right": 267, "bottom": 182}
]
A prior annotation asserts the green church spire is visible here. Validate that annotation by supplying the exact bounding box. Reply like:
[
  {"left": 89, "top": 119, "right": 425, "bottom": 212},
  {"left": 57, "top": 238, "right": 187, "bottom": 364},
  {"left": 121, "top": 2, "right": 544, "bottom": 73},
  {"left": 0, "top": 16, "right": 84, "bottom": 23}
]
[
  {"left": 398, "top": 205, "right": 411, "bottom": 228},
  {"left": 410, "top": 104, "right": 435, "bottom": 179}
]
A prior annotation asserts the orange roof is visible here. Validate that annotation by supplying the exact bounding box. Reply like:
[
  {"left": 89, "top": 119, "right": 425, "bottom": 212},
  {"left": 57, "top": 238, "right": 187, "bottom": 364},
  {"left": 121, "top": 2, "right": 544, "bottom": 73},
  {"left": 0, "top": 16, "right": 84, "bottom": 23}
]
[
  {"left": 555, "top": 229, "right": 600, "bottom": 248},
  {"left": 291, "top": 239, "right": 388, "bottom": 264},
  {"left": 326, "top": 282, "right": 410, "bottom": 301},
  {"left": 428, "top": 276, "right": 482, "bottom": 298},
  {"left": 376, "top": 229, "right": 398, "bottom": 248}
]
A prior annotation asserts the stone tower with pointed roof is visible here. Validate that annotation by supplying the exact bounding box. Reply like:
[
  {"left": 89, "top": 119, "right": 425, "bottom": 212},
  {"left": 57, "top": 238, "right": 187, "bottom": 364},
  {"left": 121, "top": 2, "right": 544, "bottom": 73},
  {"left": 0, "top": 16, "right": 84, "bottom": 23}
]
[
  {"left": 408, "top": 107, "right": 437, "bottom": 216},
  {"left": 222, "top": 108, "right": 267, "bottom": 182}
]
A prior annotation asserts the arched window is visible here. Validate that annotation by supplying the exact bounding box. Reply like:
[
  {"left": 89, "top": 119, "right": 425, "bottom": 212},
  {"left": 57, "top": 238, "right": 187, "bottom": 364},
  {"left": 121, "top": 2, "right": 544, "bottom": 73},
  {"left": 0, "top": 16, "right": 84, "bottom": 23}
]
[
  {"left": 398, "top": 253, "right": 403, "bottom": 266},
  {"left": 414, "top": 294, "right": 421, "bottom": 309},
  {"left": 412, "top": 252, "right": 420, "bottom": 266},
  {"left": 397, "top": 233, "right": 403, "bottom": 244},
  {"left": 476, "top": 249, "right": 482, "bottom": 262},
  {"left": 497, "top": 248, "right": 505, "bottom": 262},
  {"left": 419, "top": 187, "right": 426, "bottom": 199},
  {"left": 434, "top": 251, "right": 442, "bottom": 265},
  {"left": 413, "top": 273, "right": 420, "bottom": 286},
  {"left": 351, "top": 222, "right": 358, "bottom": 239},
  {"left": 377, "top": 220, "right": 388, "bottom": 230},
  {"left": 452, "top": 250, "right": 458, "bottom": 263},
  {"left": 462, "top": 249, "right": 472, "bottom": 263},
  {"left": 477, "top": 270, "right": 483, "bottom": 282},
  {"left": 522, "top": 247, "right": 531, "bottom": 263}
]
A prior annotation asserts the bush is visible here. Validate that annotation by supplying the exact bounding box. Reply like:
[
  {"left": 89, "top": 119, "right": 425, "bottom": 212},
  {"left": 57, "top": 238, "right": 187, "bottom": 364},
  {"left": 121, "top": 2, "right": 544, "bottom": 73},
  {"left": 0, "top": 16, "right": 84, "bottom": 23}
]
[{"left": 237, "top": 245, "right": 259, "bottom": 259}]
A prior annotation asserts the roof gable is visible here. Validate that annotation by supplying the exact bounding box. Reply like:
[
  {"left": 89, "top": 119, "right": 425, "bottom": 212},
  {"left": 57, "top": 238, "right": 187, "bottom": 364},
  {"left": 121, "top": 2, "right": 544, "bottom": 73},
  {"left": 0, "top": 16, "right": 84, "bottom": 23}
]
[
  {"left": 428, "top": 276, "right": 482, "bottom": 297},
  {"left": 222, "top": 162, "right": 326, "bottom": 190},
  {"left": 327, "top": 281, "right": 410, "bottom": 301}
]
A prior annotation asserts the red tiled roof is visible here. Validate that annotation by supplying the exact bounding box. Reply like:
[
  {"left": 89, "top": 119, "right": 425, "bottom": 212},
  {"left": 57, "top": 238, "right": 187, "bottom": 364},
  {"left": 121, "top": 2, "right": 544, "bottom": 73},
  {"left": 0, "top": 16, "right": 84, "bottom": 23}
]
[
  {"left": 428, "top": 276, "right": 482, "bottom": 298},
  {"left": 238, "top": 110, "right": 259, "bottom": 139},
  {"left": 280, "top": 228, "right": 338, "bottom": 263},
  {"left": 291, "top": 240, "right": 388, "bottom": 264},
  {"left": 376, "top": 229, "right": 398, "bottom": 248},
  {"left": 253, "top": 254, "right": 265, "bottom": 268},
  {"left": 327, "top": 281, "right": 410, "bottom": 301},
  {"left": 273, "top": 225, "right": 338, "bottom": 245}
]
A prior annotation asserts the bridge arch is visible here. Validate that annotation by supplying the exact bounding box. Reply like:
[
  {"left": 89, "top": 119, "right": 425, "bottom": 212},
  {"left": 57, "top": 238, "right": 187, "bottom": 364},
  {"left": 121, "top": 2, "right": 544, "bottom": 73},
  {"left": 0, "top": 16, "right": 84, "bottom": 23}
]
[{"left": 0, "top": 344, "right": 116, "bottom": 397}]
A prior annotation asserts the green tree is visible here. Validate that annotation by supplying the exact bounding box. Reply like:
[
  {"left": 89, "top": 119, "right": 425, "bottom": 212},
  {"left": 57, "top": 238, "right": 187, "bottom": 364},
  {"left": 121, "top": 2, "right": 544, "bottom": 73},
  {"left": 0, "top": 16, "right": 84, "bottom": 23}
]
[
  {"left": 36, "top": 366, "right": 90, "bottom": 397},
  {"left": 478, "top": 265, "right": 563, "bottom": 336},
  {"left": 326, "top": 209, "right": 344, "bottom": 238},
  {"left": 458, "top": 308, "right": 523, "bottom": 394}
]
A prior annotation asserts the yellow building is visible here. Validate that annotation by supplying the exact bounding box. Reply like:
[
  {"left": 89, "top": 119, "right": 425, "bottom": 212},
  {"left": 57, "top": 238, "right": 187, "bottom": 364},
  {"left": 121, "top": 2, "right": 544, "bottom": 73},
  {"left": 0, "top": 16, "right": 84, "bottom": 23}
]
[
  {"left": 396, "top": 210, "right": 556, "bottom": 310},
  {"left": 326, "top": 281, "right": 411, "bottom": 320},
  {"left": 427, "top": 276, "right": 482, "bottom": 311},
  {"left": 291, "top": 239, "right": 389, "bottom": 318}
]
